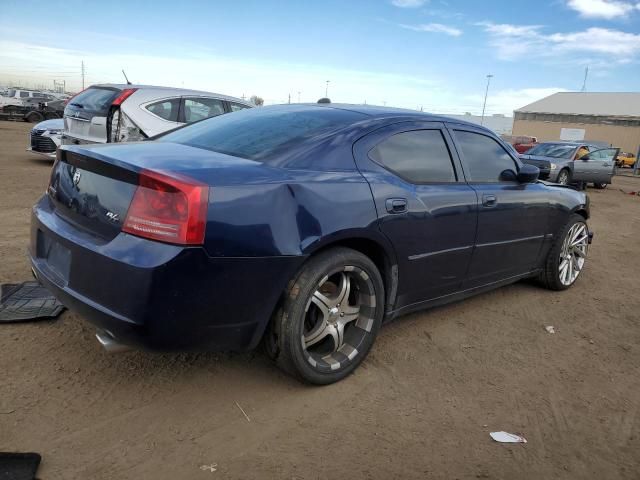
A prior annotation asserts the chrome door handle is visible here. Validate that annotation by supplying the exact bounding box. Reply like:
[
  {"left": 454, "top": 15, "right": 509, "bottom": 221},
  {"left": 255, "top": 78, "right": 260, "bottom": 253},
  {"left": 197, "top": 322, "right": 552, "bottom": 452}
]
[
  {"left": 482, "top": 194, "right": 497, "bottom": 207},
  {"left": 385, "top": 198, "right": 408, "bottom": 214}
]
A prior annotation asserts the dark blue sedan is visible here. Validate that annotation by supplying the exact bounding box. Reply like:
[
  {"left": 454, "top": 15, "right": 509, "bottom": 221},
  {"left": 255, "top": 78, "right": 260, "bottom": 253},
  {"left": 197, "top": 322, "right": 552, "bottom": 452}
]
[{"left": 30, "top": 104, "right": 591, "bottom": 384}]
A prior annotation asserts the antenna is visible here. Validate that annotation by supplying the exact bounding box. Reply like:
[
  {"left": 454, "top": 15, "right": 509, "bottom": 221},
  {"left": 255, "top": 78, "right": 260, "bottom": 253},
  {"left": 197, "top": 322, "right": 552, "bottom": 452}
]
[
  {"left": 122, "top": 69, "right": 132, "bottom": 85},
  {"left": 581, "top": 66, "right": 588, "bottom": 92}
]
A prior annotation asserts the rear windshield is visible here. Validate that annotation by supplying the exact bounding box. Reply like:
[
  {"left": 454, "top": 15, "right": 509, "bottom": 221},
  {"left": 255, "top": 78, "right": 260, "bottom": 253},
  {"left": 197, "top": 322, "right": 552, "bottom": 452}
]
[
  {"left": 526, "top": 144, "right": 576, "bottom": 158},
  {"left": 158, "top": 105, "right": 366, "bottom": 161},
  {"left": 67, "top": 87, "right": 119, "bottom": 113}
]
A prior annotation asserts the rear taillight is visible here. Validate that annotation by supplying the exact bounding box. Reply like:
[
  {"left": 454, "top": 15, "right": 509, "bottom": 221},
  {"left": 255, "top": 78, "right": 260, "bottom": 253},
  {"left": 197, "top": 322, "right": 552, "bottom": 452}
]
[
  {"left": 112, "top": 88, "right": 137, "bottom": 106},
  {"left": 123, "top": 169, "right": 208, "bottom": 245}
]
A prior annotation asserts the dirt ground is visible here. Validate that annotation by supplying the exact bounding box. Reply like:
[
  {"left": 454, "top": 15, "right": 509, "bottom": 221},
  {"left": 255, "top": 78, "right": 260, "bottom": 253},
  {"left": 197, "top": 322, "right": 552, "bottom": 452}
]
[{"left": 1, "top": 120, "right": 639, "bottom": 479}]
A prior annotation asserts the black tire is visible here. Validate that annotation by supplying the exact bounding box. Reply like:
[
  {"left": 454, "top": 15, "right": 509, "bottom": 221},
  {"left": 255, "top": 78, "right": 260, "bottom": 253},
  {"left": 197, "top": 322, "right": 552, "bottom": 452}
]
[
  {"left": 557, "top": 168, "right": 571, "bottom": 185},
  {"left": 593, "top": 182, "right": 607, "bottom": 189},
  {"left": 265, "top": 247, "right": 385, "bottom": 384},
  {"left": 539, "top": 214, "right": 589, "bottom": 291},
  {"left": 25, "top": 111, "right": 44, "bottom": 123},
  {"left": 44, "top": 112, "right": 59, "bottom": 120}
]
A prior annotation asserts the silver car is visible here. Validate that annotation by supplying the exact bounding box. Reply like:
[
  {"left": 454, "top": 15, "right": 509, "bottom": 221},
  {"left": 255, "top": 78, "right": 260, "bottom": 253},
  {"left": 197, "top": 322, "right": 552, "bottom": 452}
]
[
  {"left": 520, "top": 142, "right": 619, "bottom": 189},
  {"left": 63, "top": 84, "right": 253, "bottom": 145},
  {"left": 27, "top": 118, "right": 64, "bottom": 159}
]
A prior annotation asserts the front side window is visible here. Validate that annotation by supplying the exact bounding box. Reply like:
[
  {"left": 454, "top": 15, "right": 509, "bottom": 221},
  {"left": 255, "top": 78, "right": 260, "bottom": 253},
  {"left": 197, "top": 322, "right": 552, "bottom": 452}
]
[
  {"left": 454, "top": 130, "right": 518, "bottom": 182},
  {"left": 369, "top": 130, "right": 456, "bottom": 183},
  {"left": 19, "top": 91, "right": 30, "bottom": 98},
  {"left": 146, "top": 99, "right": 180, "bottom": 122},
  {"left": 183, "top": 98, "right": 225, "bottom": 123}
]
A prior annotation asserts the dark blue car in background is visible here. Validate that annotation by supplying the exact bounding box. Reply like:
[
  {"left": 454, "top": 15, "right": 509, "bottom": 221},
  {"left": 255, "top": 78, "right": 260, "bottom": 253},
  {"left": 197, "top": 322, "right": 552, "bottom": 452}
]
[{"left": 30, "top": 104, "right": 591, "bottom": 384}]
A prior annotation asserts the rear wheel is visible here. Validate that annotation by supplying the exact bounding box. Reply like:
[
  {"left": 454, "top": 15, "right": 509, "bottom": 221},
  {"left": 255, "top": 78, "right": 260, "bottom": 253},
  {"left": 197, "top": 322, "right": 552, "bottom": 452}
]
[
  {"left": 25, "top": 111, "right": 44, "bottom": 123},
  {"left": 539, "top": 214, "right": 589, "bottom": 291},
  {"left": 557, "top": 169, "right": 571, "bottom": 185},
  {"left": 265, "top": 247, "right": 384, "bottom": 384}
]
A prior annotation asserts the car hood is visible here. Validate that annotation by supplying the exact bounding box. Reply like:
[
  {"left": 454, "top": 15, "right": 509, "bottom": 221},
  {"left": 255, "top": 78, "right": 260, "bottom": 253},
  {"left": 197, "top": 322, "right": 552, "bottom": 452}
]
[{"left": 33, "top": 118, "right": 64, "bottom": 131}]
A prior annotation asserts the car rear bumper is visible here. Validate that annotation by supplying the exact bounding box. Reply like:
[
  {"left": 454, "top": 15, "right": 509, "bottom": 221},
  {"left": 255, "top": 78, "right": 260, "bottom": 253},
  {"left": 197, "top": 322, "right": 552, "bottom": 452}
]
[{"left": 30, "top": 195, "right": 305, "bottom": 352}]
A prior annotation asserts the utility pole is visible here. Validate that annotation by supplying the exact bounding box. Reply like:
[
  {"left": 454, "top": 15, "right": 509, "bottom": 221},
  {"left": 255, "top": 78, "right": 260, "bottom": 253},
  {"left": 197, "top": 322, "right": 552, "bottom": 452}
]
[
  {"left": 242, "top": 93, "right": 245, "bottom": 100},
  {"left": 325, "top": 80, "right": 330, "bottom": 97},
  {"left": 581, "top": 66, "right": 589, "bottom": 92},
  {"left": 288, "top": 93, "right": 291, "bottom": 104},
  {"left": 480, "top": 74, "right": 493, "bottom": 126},
  {"left": 297, "top": 91, "right": 301, "bottom": 103},
  {"left": 81, "top": 60, "right": 85, "bottom": 90}
]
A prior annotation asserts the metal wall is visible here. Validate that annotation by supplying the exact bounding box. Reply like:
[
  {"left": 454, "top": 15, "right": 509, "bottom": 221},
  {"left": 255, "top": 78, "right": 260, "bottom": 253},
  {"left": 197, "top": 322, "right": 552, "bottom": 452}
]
[{"left": 512, "top": 119, "right": 640, "bottom": 154}]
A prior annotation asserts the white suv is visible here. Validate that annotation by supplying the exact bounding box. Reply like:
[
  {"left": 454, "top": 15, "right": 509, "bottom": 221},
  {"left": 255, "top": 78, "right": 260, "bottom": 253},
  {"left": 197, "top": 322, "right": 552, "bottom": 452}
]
[{"left": 63, "top": 84, "right": 253, "bottom": 145}]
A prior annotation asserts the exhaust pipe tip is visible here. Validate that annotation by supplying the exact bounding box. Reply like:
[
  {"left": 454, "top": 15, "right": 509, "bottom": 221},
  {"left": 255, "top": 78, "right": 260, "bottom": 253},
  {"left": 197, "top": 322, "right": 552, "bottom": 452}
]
[{"left": 96, "top": 329, "right": 132, "bottom": 354}]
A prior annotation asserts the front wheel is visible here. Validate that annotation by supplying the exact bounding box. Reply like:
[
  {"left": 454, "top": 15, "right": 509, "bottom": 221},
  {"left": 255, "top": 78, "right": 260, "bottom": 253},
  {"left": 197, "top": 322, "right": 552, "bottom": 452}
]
[
  {"left": 557, "top": 169, "right": 571, "bottom": 185},
  {"left": 266, "top": 247, "right": 385, "bottom": 384},
  {"left": 539, "top": 214, "right": 589, "bottom": 291}
]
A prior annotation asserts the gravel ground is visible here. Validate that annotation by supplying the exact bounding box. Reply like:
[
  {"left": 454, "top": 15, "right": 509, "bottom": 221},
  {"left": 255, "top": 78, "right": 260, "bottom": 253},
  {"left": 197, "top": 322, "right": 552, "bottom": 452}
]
[{"left": 1, "top": 121, "right": 639, "bottom": 479}]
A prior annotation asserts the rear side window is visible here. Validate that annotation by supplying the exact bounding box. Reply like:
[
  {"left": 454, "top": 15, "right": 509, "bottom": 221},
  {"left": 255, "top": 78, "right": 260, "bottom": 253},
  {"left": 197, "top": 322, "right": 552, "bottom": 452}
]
[
  {"left": 68, "top": 87, "right": 118, "bottom": 113},
  {"left": 369, "top": 130, "right": 456, "bottom": 183},
  {"left": 159, "top": 105, "right": 366, "bottom": 161},
  {"left": 184, "top": 98, "right": 225, "bottom": 123},
  {"left": 146, "top": 99, "right": 180, "bottom": 122},
  {"left": 230, "top": 102, "right": 250, "bottom": 112},
  {"left": 454, "top": 130, "right": 518, "bottom": 182}
]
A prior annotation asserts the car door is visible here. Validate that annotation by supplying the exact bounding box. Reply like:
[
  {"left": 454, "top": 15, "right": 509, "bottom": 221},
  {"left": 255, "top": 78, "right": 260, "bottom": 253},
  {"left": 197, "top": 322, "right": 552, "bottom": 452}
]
[
  {"left": 448, "top": 125, "right": 551, "bottom": 288},
  {"left": 353, "top": 121, "right": 478, "bottom": 308},
  {"left": 573, "top": 147, "right": 619, "bottom": 184},
  {"left": 180, "top": 97, "right": 226, "bottom": 124}
]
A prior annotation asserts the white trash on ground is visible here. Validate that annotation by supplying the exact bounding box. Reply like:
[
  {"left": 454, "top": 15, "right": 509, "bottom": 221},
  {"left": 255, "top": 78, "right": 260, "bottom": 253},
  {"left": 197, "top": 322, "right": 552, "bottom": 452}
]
[
  {"left": 545, "top": 326, "right": 555, "bottom": 334},
  {"left": 490, "top": 431, "right": 527, "bottom": 443}
]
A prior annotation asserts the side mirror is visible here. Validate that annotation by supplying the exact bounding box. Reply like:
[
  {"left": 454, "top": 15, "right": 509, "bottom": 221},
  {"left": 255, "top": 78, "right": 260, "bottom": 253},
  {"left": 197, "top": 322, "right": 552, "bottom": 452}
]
[{"left": 517, "top": 164, "right": 539, "bottom": 183}]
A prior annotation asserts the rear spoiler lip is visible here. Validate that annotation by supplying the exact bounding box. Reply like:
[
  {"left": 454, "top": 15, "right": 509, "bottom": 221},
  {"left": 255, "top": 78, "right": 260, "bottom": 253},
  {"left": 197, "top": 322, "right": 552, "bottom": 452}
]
[{"left": 58, "top": 146, "right": 141, "bottom": 185}]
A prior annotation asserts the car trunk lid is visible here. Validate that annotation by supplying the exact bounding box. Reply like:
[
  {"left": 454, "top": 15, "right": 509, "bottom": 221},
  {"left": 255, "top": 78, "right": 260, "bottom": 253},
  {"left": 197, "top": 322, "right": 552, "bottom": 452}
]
[
  {"left": 47, "top": 142, "right": 274, "bottom": 243},
  {"left": 48, "top": 149, "right": 138, "bottom": 241}
]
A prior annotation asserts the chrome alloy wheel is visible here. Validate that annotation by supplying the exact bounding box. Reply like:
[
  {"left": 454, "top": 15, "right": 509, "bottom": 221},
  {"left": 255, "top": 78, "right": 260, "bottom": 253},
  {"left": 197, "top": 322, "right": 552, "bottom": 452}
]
[
  {"left": 558, "top": 170, "right": 570, "bottom": 185},
  {"left": 302, "top": 266, "right": 376, "bottom": 371},
  {"left": 559, "top": 222, "right": 588, "bottom": 286}
]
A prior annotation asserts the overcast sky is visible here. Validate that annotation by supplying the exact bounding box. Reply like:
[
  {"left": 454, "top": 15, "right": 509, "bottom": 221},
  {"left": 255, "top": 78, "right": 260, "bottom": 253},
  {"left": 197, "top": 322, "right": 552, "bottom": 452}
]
[{"left": 1, "top": 0, "right": 640, "bottom": 115}]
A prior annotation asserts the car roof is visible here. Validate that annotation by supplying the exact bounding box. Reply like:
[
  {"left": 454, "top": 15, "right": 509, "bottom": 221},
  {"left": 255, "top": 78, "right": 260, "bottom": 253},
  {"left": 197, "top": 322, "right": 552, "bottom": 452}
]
[
  {"left": 535, "top": 141, "right": 584, "bottom": 147},
  {"left": 307, "top": 103, "right": 495, "bottom": 132},
  {"left": 90, "top": 84, "right": 253, "bottom": 106}
]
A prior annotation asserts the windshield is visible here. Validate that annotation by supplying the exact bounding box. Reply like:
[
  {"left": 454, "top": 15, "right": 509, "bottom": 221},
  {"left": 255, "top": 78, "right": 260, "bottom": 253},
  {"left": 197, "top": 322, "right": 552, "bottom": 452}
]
[
  {"left": 525, "top": 143, "right": 577, "bottom": 158},
  {"left": 159, "top": 105, "right": 367, "bottom": 161},
  {"left": 68, "top": 87, "right": 118, "bottom": 112}
]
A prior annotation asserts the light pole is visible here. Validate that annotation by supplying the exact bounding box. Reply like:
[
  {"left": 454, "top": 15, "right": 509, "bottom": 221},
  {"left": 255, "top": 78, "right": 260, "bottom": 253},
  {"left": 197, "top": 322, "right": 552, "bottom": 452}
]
[
  {"left": 480, "top": 74, "right": 493, "bottom": 126},
  {"left": 325, "top": 80, "right": 330, "bottom": 98},
  {"left": 298, "top": 91, "right": 301, "bottom": 103}
]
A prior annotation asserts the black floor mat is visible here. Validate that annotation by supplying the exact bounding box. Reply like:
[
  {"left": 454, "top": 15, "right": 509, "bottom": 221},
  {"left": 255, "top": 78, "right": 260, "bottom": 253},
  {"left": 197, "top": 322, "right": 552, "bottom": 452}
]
[
  {"left": 0, "top": 281, "right": 65, "bottom": 323},
  {"left": 0, "top": 453, "right": 41, "bottom": 480}
]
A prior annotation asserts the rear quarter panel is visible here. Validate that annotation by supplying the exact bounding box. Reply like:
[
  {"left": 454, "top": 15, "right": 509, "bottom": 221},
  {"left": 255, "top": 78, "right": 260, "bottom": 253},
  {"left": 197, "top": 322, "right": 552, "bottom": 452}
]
[{"left": 203, "top": 169, "right": 380, "bottom": 257}]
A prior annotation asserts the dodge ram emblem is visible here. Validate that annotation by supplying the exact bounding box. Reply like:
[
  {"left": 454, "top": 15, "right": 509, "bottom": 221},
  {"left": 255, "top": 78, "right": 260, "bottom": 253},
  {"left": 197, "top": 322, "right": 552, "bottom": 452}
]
[{"left": 72, "top": 171, "right": 81, "bottom": 185}]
